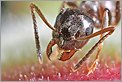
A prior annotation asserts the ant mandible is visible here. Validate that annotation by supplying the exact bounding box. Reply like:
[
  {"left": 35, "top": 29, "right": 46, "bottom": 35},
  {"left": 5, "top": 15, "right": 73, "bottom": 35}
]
[{"left": 30, "top": 1, "right": 120, "bottom": 75}]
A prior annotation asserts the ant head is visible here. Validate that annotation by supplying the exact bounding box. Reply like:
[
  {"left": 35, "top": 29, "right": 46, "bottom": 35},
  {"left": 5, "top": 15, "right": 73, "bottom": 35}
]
[{"left": 54, "top": 8, "right": 94, "bottom": 41}]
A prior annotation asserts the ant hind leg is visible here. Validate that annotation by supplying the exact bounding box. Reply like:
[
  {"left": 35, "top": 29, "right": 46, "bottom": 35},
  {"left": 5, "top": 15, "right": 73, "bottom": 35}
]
[{"left": 87, "top": 8, "right": 111, "bottom": 75}]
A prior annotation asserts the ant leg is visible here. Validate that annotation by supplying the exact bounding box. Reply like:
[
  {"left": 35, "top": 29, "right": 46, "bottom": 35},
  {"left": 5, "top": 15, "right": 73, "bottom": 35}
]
[
  {"left": 30, "top": 3, "right": 56, "bottom": 64},
  {"left": 46, "top": 39, "right": 58, "bottom": 61},
  {"left": 73, "top": 27, "right": 114, "bottom": 72},
  {"left": 59, "top": 50, "right": 77, "bottom": 61},
  {"left": 30, "top": 3, "right": 56, "bottom": 31},
  {"left": 87, "top": 8, "right": 111, "bottom": 75},
  {"left": 73, "top": 9, "right": 112, "bottom": 73}
]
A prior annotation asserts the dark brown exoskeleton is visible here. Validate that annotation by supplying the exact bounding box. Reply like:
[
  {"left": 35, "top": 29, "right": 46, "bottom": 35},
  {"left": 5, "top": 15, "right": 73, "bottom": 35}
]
[{"left": 30, "top": 1, "right": 120, "bottom": 75}]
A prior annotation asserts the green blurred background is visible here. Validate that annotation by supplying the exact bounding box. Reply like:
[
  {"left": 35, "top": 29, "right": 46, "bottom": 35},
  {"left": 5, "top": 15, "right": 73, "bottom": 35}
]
[{"left": 1, "top": 1, "right": 121, "bottom": 71}]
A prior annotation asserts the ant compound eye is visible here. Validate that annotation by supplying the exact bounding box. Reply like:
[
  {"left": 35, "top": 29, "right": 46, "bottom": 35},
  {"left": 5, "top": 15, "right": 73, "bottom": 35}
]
[{"left": 85, "top": 27, "right": 93, "bottom": 36}]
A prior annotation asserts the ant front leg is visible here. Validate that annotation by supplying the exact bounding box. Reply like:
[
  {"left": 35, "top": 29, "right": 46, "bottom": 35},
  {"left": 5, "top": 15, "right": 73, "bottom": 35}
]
[
  {"left": 30, "top": 3, "right": 57, "bottom": 64},
  {"left": 87, "top": 8, "right": 112, "bottom": 75},
  {"left": 73, "top": 8, "right": 112, "bottom": 73},
  {"left": 73, "top": 8, "right": 113, "bottom": 75},
  {"left": 73, "top": 27, "right": 114, "bottom": 74}
]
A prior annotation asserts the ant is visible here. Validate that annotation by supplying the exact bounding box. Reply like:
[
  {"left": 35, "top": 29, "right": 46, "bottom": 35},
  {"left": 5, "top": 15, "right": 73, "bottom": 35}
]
[{"left": 30, "top": 1, "right": 120, "bottom": 75}]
